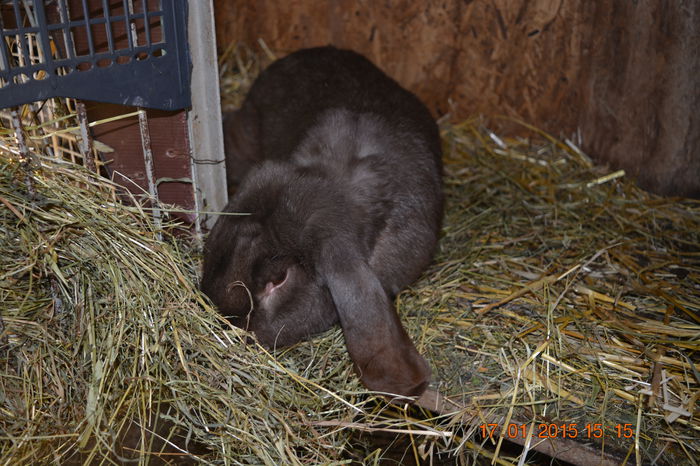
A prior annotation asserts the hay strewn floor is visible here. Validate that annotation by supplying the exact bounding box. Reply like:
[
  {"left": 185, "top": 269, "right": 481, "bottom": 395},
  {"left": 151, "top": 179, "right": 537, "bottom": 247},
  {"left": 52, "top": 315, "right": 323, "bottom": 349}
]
[
  {"left": 401, "top": 119, "right": 700, "bottom": 464},
  {"left": 0, "top": 46, "right": 698, "bottom": 465}
]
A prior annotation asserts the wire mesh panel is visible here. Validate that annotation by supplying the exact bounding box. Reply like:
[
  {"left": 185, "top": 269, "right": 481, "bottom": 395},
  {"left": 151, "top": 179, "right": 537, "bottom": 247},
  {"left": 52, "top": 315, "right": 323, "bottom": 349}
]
[{"left": 0, "top": 0, "right": 190, "bottom": 110}]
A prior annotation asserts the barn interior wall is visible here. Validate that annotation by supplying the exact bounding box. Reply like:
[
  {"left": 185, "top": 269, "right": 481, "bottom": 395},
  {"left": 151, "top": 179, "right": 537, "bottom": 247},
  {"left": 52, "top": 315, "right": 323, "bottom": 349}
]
[{"left": 214, "top": 0, "right": 700, "bottom": 198}]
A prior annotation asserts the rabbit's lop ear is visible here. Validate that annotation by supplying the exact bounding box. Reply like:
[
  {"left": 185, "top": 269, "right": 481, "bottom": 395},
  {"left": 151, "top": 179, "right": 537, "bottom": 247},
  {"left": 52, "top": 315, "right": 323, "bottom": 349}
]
[{"left": 319, "top": 249, "right": 431, "bottom": 398}]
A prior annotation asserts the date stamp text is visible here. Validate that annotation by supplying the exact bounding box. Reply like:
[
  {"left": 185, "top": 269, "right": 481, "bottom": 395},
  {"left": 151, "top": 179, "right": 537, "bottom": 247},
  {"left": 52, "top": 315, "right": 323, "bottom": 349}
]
[{"left": 479, "top": 423, "right": 635, "bottom": 439}]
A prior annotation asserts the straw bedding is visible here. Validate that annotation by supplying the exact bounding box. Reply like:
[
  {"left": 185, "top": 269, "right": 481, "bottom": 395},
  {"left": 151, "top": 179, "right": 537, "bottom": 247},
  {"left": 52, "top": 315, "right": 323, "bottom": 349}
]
[
  {"left": 0, "top": 46, "right": 698, "bottom": 465},
  {"left": 0, "top": 148, "right": 363, "bottom": 463}
]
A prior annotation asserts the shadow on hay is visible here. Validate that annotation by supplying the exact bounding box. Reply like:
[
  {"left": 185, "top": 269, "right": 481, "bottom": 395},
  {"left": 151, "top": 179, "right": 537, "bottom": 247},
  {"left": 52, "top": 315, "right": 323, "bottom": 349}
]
[{"left": 63, "top": 402, "right": 208, "bottom": 465}]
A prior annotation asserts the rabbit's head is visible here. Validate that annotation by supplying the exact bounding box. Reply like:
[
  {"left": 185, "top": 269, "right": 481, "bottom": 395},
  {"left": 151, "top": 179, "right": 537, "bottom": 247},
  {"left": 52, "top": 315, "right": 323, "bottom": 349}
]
[{"left": 201, "top": 210, "right": 338, "bottom": 348}]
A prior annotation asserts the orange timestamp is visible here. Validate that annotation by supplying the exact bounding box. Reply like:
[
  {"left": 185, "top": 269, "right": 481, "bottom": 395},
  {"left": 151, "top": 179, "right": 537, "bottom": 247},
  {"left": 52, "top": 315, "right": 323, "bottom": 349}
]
[{"left": 479, "top": 423, "right": 635, "bottom": 439}]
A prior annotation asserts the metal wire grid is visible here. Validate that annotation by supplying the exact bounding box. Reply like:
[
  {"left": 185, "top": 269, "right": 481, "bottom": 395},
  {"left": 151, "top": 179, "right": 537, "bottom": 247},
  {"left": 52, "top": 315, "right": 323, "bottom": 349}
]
[{"left": 0, "top": 98, "right": 107, "bottom": 170}]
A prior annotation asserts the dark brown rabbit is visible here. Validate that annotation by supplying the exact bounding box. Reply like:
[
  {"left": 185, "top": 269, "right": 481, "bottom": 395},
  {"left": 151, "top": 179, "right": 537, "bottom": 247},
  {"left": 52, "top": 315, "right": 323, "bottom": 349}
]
[{"left": 202, "top": 46, "right": 443, "bottom": 397}]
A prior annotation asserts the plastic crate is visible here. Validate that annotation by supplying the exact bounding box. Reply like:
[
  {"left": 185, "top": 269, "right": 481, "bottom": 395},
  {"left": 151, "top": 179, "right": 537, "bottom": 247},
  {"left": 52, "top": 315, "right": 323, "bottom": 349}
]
[{"left": 0, "top": 0, "right": 190, "bottom": 110}]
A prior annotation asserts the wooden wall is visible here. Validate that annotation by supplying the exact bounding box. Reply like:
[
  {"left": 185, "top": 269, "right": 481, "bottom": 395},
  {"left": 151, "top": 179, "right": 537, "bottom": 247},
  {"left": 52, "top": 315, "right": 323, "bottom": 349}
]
[{"left": 214, "top": 0, "right": 699, "bottom": 198}]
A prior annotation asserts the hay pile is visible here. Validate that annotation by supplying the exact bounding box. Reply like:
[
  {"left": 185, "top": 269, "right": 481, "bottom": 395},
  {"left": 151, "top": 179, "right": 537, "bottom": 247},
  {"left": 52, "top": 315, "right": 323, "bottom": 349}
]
[{"left": 0, "top": 141, "right": 367, "bottom": 463}]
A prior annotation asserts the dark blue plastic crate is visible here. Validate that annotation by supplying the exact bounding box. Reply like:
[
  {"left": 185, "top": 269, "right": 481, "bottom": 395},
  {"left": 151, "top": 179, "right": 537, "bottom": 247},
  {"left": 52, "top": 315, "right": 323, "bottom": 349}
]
[{"left": 0, "top": 0, "right": 190, "bottom": 110}]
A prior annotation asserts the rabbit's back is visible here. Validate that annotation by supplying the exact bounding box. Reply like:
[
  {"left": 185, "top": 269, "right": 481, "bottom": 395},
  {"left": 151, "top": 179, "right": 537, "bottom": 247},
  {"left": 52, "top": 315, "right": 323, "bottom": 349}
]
[{"left": 242, "top": 47, "right": 441, "bottom": 166}]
